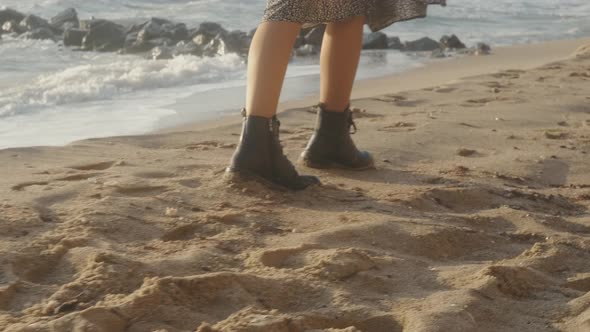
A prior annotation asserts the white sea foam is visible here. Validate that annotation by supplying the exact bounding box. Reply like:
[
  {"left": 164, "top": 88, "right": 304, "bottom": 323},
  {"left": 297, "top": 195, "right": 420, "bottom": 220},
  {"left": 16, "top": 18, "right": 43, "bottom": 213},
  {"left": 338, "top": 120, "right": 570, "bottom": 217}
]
[{"left": 0, "top": 51, "right": 245, "bottom": 117}]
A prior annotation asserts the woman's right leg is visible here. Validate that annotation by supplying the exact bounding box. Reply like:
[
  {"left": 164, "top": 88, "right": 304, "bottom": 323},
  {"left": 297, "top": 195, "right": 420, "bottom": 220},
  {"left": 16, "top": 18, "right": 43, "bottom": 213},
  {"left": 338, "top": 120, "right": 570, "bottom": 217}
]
[
  {"left": 246, "top": 21, "right": 301, "bottom": 118},
  {"left": 227, "top": 21, "right": 319, "bottom": 190}
]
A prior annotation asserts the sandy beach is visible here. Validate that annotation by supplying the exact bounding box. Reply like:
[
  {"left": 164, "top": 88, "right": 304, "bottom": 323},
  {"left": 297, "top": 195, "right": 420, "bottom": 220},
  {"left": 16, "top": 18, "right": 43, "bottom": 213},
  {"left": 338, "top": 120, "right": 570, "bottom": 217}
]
[{"left": 1, "top": 38, "right": 590, "bottom": 331}]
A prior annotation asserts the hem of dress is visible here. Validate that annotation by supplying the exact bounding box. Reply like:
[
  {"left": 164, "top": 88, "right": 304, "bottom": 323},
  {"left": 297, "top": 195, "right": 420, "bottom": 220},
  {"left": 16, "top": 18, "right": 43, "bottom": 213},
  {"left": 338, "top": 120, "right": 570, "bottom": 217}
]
[
  {"left": 368, "top": 13, "right": 427, "bottom": 32},
  {"left": 261, "top": 13, "right": 368, "bottom": 30},
  {"left": 260, "top": 14, "right": 428, "bottom": 33}
]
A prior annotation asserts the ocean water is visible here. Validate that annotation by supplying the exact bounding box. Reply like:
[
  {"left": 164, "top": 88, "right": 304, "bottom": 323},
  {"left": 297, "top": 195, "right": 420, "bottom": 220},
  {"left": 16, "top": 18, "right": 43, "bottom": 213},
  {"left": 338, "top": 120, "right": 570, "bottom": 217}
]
[{"left": 1, "top": 0, "right": 589, "bottom": 149}]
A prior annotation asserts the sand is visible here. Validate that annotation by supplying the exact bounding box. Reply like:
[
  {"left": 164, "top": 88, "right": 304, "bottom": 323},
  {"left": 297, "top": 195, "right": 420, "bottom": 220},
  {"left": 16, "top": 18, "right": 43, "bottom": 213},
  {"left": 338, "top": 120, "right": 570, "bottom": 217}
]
[{"left": 1, "top": 39, "right": 590, "bottom": 332}]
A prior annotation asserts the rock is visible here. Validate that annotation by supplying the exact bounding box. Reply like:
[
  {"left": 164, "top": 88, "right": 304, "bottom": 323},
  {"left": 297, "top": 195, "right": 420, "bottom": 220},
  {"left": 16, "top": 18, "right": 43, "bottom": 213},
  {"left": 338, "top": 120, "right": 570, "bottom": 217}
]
[
  {"left": 126, "top": 17, "right": 169, "bottom": 35},
  {"left": 304, "top": 25, "right": 326, "bottom": 47},
  {"left": 202, "top": 34, "right": 228, "bottom": 57},
  {"left": 192, "top": 33, "right": 209, "bottom": 47},
  {"left": 388, "top": 36, "right": 403, "bottom": 50},
  {"left": 0, "top": 8, "right": 25, "bottom": 27},
  {"left": 363, "top": 32, "right": 388, "bottom": 50},
  {"left": 457, "top": 148, "right": 477, "bottom": 157},
  {"left": 192, "top": 21, "right": 227, "bottom": 44},
  {"left": 190, "top": 27, "right": 250, "bottom": 57},
  {"left": 124, "top": 18, "right": 188, "bottom": 54},
  {"left": 79, "top": 19, "right": 93, "bottom": 30},
  {"left": 19, "top": 14, "right": 54, "bottom": 32},
  {"left": 223, "top": 30, "right": 251, "bottom": 55},
  {"left": 122, "top": 39, "right": 153, "bottom": 54},
  {"left": 294, "top": 44, "right": 320, "bottom": 56},
  {"left": 63, "top": 28, "right": 87, "bottom": 47},
  {"left": 174, "top": 40, "right": 203, "bottom": 57},
  {"left": 164, "top": 22, "right": 188, "bottom": 42},
  {"left": 440, "top": 34, "right": 466, "bottom": 49},
  {"left": 82, "top": 19, "right": 126, "bottom": 52},
  {"left": 22, "top": 27, "right": 57, "bottom": 41},
  {"left": 133, "top": 18, "right": 165, "bottom": 43},
  {"left": 150, "top": 37, "right": 174, "bottom": 47},
  {"left": 403, "top": 37, "right": 441, "bottom": 52},
  {"left": 431, "top": 48, "right": 447, "bottom": 58},
  {"left": 2, "top": 20, "right": 26, "bottom": 34},
  {"left": 476, "top": 42, "right": 491, "bottom": 55},
  {"left": 293, "top": 34, "right": 305, "bottom": 49},
  {"left": 151, "top": 45, "right": 174, "bottom": 60},
  {"left": 51, "top": 8, "right": 79, "bottom": 31},
  {"left": 123, "top": 36, "right": 174, "bottom": 54}
]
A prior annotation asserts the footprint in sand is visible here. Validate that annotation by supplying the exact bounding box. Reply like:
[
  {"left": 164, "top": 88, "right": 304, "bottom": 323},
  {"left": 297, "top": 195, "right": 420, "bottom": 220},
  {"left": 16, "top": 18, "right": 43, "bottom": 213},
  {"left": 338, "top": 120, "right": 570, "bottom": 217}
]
[
  {"left": 407, "top": 186, "right": 582, "bottom": 216},
  {"left": 491, "top": 69, "right": 525, "bottom": 80},
  {"left": 13, "top": 171, "right": 107, "bottom": 191},
  {"left": 544, "top": 130, "right": 569, "bottom": 140},
  {"left": 200, "top": 307, "right": 401, "bottom": 332},
  {"left": 55, "top": 172, "right": 103, "bottom": 182},
  {"left": 482, "top": 81, "right": 512, "bottom": 89},
  {"left": 177, "top": 178, "right": 201, "bottom": 188},
  {"left": 373, "top": 94, "right": 424, "bottom": 107},
  {"left": 160, "top": 224, "right": 201, "bottom": 242},
  {"left": 461, "top": 97, "right": 495, "bottom": 107},
  {"left": 457, "top": 148, "right": 478, "bottom": 157},
  {"left": 185, "top": 141, "right": 236, "bottom": 151},
  {"left": 257, "top": 245, "right": 376, "bottom": 280},
  {"left": 569, "top": 71, "right": 590, "bottom": 78},
  {"left": 540, "top": 64, "right": 563, "bottom": 71},
  {"left": 480, "top": 265, "right": 553, "bottom": 298},
  {"left": 68, "top": 161, "right": 117, "bottom": 171},
  {"left": 350, "top": 107, "right": 384, "bottom": 119},
  {"left": 563, "top": 274, "right": 590, "bottom": 292},
  {"left": 103, "top": 182, "right": 170, "bottom": 197},
  {"left": 132, "top": 171, "right": 177, "bottom": 179},
  {"left": 378, "top": 122, "right": 417, "bottom": 132},
  {"left": 433, "top": 86, "right": 457, "bottom": 93},
  {"left": 11, "top": 181, "right": 50, "bottom": 191}
]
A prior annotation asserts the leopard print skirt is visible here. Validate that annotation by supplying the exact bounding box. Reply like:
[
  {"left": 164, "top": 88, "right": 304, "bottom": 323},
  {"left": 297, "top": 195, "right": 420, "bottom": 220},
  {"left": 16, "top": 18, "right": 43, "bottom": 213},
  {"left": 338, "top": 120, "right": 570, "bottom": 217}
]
[{"left": 262, "top": 0, "right": 446, "bottom": 32}]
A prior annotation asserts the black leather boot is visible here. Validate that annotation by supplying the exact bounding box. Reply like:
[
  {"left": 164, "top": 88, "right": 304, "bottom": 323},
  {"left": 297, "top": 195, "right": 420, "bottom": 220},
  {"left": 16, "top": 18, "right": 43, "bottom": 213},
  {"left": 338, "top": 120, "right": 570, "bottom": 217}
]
[
  {"left": 226, "top": 110, "right": 320, "bottom": 190},
  {"left": 300, "top": 104, "right": 375, "bottom": 170}
]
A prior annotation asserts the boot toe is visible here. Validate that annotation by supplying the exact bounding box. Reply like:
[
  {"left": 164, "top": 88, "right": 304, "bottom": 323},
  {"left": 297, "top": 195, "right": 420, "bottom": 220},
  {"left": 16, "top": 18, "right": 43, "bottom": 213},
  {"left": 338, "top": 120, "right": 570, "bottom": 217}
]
[
  {"left": 285, "top": 175, "right": 321, "bottom": 191},
  {"left": 353, "top": 151, "right": 376, "bottom": 170}
]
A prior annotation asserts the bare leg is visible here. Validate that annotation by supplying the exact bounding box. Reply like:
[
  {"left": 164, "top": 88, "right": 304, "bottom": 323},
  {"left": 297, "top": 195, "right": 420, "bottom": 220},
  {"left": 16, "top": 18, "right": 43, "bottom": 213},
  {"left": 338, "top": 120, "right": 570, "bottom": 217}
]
[
  {"left": 246, "top": 21, "right": 302, "bottom": 118},
  {"left": 319, "top": 16, "right": 365, "bottom": 111}
]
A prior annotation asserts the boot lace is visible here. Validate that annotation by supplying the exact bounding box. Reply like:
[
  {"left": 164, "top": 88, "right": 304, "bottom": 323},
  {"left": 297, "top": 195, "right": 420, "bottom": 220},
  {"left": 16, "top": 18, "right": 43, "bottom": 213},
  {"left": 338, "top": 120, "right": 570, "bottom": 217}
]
[{"left": 347, "top": 109, "right": 358, "bottom": 134}]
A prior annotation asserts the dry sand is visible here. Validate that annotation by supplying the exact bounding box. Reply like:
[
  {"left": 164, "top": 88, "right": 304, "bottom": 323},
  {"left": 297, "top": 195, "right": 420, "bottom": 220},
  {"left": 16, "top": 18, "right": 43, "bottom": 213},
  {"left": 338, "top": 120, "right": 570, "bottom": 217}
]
[{"left": 1, "top": 40, "right": 590, "bottom": 332}]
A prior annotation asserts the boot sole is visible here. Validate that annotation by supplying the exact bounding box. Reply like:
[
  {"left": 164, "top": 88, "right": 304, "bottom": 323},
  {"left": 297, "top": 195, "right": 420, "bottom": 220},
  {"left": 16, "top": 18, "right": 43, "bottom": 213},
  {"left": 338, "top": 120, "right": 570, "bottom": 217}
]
[
  {"left": 224, "top": 168, "right": 319, "bottom": 191},
  {"left": 224, "top": 168, "right": 288, "bottom": 192},
  {"left": 299, "top": 158, "right": 376, "bottom": 171}
]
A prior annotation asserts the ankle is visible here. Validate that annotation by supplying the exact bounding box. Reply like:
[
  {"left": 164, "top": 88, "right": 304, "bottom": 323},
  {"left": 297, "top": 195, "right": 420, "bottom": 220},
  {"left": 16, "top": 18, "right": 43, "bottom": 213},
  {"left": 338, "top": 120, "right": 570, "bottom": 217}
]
[
  {"left": 244, "top": 107, "right": 277, "bottom": 119},
  {"left": 318, "top": 102, "right": 350, "bottom": 112}
]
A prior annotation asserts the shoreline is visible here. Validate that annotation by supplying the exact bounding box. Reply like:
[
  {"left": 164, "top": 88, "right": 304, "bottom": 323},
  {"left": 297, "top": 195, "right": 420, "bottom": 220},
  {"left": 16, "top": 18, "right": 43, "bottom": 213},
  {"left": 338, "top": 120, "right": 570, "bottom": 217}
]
[{"left": 157, "top": 37, "right": 590, "bottom": 135}]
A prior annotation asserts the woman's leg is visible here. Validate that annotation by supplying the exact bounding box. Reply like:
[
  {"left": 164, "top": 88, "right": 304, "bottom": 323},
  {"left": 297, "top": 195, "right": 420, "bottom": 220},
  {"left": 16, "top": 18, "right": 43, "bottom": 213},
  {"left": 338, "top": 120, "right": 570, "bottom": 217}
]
[
  {"left": 227, "top": 20, "right": 319, "bottom": 191},
  {"left": 319, "top": 16, "right": 365, "bottom": 111},
  {"left": 246, "top": 21, "right": 302, "bottom": 118},
  {"left": 300, "top": 16, "right": 374, "bottom": 170}
]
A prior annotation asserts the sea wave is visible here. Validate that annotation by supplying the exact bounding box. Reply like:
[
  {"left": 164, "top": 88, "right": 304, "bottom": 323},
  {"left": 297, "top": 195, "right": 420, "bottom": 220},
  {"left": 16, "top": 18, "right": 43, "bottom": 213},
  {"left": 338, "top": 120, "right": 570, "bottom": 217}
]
[{"left": 0, "top": 52, "right": 245, "bottom": 117}]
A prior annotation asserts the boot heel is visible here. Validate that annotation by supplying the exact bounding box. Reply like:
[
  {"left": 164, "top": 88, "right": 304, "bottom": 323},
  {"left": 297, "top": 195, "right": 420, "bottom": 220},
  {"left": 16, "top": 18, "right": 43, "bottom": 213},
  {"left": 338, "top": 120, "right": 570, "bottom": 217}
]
[{"left": 299, "top": 156, "right": 334, "bottom": 169}]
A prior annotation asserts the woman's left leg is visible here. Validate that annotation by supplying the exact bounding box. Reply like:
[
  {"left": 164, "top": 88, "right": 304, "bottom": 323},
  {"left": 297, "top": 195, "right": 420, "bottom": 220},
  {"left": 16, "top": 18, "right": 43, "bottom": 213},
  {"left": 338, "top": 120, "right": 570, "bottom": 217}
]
[
  {"left": 319, "top": 15, "right": 365, "bottom": 111},
  {"left": 300, "top": 16, "right": 375, "bottom": 170}
]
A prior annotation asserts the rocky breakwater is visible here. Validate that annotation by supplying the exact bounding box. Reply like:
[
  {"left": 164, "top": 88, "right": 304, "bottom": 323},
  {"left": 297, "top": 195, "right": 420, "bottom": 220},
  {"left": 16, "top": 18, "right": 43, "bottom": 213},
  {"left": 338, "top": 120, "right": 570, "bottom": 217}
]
[{"left": 1, "top": 7, "right": 491, "bottom": 60}]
